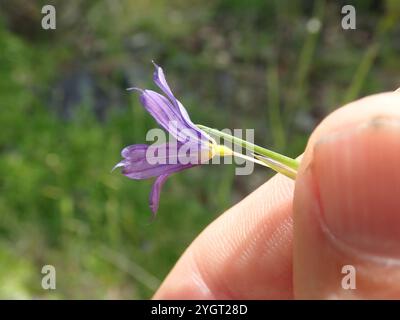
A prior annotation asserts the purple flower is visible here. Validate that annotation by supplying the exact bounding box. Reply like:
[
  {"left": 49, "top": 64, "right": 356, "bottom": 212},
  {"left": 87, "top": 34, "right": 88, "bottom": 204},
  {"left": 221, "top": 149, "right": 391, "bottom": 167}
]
[{"left": 114, "top": 63, "right": 218, "bottom": 216}]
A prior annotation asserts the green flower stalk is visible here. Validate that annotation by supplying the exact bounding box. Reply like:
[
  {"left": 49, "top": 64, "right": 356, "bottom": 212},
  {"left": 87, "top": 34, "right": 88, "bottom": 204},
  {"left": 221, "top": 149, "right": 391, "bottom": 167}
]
[{"left": 197, "top": 125, "right": 299, "bottom": 180}]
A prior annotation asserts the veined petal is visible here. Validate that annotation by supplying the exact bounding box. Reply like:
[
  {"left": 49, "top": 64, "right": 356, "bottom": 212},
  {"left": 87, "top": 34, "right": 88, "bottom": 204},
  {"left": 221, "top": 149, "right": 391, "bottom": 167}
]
[
  {"left": 118, "top": 142, "right": 204, "bottom": 216},
  {"left": 152, "top": 63, "right": 213, "bottom": 143},
  {"left": 122, "top": 142, "right": 210, "bottom": 164},
  {"left": 149, "top": 173, "right": 169, "bottom": 216},
  {"left": 140, "top": 90, "right": 205, "bottom": 143},
  {"left": 123, "top": 162, "right": 195, "bottom": 180},
  {"left": 118, "top": 143, "right": 201, "bottom": 179},
  {"left": 121, "top": 144, "right": 148, "bottom": 160},
  {"left": 152, "top": 62, "right": 178, "bottom": 110}
]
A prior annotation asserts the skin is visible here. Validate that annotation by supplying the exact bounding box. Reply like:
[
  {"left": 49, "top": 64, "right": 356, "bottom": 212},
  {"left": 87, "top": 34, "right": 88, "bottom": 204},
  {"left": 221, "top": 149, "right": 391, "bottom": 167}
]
[{"left": 154, "top": 91, "right": 400, "bottom": 299}]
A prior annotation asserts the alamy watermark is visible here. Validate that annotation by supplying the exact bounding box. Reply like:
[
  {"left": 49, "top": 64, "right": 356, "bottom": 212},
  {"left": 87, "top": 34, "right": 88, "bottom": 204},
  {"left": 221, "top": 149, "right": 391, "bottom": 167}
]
[
  {"left": 41, "top": 5, "right": 56, "bottom": 30},
  {"left": 41, "top": 265, "right": 56, "bottom": 290},
  {"left": 143, "top": 123, "right": 256, "bottom": 175},
  {"left": 341, "top": 264, "right": 356, "bottom": 290},
  {"left": 341, "top": 5, "right": 356, "bottom": 30}
]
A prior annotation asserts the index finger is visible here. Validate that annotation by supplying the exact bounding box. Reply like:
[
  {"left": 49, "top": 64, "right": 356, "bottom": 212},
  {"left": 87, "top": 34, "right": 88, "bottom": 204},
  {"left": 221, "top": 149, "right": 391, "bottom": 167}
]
[{"left": 153, "top": 173, "right": 295, "bottom": 299}]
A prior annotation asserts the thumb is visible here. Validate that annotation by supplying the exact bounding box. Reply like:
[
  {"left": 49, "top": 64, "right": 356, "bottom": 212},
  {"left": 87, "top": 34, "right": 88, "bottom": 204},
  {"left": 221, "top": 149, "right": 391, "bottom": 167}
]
[{"left": 293, "top": 91, "right": 400, "bottom": 299}]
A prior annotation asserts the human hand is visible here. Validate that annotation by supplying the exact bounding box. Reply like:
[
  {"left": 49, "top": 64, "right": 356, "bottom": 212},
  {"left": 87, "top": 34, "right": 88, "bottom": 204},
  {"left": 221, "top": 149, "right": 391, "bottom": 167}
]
[{"left": 154, "top": 91, "right": 400, "bottom": 299}]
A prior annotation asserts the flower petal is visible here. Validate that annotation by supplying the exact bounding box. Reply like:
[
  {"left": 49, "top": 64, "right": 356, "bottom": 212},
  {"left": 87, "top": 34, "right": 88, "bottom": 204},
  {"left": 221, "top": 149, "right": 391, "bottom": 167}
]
[
  {"left": 121, "top": 144, "right": 148, "bottom": 159},
  {"left": 152, "top": 63, "right": 213, "bottom": 143},
  {"left": 152, "top": 62, "right": 178, "bottom": 109},
  {"left": 152, "top": 63, "right": 193, "bottom": 124},
  {"left": 119, "top": 143, "right": 200, "bottom": 179},
  {"left": 140, "top": 90, "right": 204, "bottom": 143},
  {"left": 149, "top": 173, "right": 169, "bottom": 216}
]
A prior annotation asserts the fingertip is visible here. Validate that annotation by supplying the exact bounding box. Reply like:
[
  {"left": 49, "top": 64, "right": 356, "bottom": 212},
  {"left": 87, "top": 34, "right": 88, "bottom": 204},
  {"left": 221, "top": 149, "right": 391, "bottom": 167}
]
[{"left": 294, "top": 92, "right": 400, "bottom": 299}]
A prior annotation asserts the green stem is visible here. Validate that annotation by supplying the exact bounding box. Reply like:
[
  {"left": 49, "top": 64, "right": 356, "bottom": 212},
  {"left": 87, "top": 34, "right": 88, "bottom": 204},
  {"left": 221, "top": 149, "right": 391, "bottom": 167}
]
[{"left": 197, "top": 125, "right": 300, "bottom": 173}]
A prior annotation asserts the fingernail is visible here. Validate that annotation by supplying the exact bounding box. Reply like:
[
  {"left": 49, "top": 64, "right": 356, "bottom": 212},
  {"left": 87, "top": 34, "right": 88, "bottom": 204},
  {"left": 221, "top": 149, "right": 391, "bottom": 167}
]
[{"left": 312, "top": 117, "right": 400, "bottom": 258}]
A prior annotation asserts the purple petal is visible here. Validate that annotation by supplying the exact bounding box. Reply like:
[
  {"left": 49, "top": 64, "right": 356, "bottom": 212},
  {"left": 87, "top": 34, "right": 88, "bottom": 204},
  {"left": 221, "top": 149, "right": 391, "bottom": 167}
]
[
  {"left": 152, "top": 62, "right": 178, "bottom": 108},
  {"left": 121, "top": 144, "right": 148, "bottom": 159},
  {"left": 152, "top": 63, "right": 211, "bottom": 142},
  {"left": 149, "top": 173, "right": 169, "bottom": 216},
  {"left": 122, "top": 158, "right": 195, "bottom": 179},
  {"left": 140, "top": 90, "right": 204, "bottom": 143},
  {"left": 118, "top": 143, "right": 200, "bottom": 179}
]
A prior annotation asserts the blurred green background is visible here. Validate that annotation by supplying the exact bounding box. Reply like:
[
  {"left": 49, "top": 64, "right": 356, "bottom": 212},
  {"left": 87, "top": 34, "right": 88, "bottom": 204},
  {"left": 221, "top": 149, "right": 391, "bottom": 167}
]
[{"left": 0, "top": 0, "right": 398, "bottom": 299}]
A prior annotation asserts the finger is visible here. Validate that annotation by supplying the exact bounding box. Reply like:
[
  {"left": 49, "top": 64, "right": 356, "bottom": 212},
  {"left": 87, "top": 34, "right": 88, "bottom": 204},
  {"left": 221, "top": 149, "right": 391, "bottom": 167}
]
[
  {"left": 154, "top": 173, "right": 295, "bottom": 299},
  {"left": 293, "top": 91, "right": 400, "bottom": 299}
]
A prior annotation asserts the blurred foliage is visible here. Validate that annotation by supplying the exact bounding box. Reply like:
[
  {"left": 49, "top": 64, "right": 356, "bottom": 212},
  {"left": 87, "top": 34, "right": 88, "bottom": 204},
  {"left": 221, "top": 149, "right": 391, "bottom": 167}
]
[{"left": 0, "top": 0, "right": 398, "bottom": 298}]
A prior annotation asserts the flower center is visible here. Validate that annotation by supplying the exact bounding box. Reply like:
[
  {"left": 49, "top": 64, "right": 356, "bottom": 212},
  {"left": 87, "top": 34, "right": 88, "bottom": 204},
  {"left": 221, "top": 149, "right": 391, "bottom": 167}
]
[{"left": 209, "top": 144, "right": 233, "bottom": 159}]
